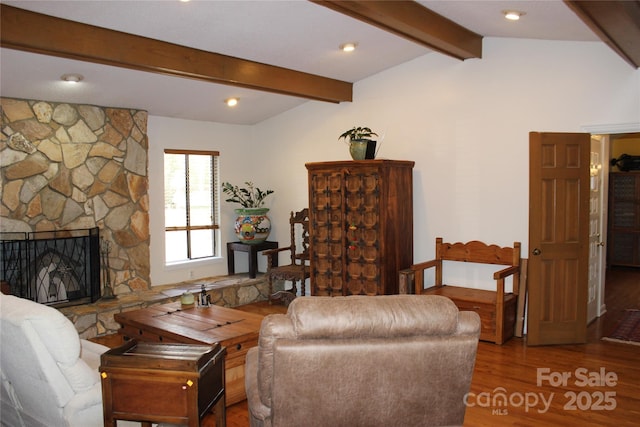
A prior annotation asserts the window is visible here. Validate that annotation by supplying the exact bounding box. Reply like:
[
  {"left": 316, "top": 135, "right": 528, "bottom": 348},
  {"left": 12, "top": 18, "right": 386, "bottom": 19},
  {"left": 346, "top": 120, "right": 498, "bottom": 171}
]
[{"left": 164, "top": 149, "right": 219, "bottom": 263}]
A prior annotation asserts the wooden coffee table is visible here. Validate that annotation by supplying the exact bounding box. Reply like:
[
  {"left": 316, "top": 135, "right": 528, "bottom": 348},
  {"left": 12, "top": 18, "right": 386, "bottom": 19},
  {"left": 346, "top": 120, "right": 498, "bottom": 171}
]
[{"left": 114, "top": 302, "right": 265, "bottom": 406}]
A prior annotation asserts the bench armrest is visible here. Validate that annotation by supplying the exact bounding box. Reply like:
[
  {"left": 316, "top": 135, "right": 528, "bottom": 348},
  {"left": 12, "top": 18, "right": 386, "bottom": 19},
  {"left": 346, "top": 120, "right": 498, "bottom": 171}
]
[
  {"left": 493, "top": 265, "right": 520, "bottom": 297},
  {"left": 493, "top": 265, "right": 519, "bottom": 280}
]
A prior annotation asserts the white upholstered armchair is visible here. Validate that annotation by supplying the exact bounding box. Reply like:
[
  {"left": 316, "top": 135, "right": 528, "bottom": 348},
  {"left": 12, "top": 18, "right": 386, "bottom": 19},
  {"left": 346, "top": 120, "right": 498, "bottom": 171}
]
[{"left": 0, "top": 293, "right": 109, "bottom": 427}]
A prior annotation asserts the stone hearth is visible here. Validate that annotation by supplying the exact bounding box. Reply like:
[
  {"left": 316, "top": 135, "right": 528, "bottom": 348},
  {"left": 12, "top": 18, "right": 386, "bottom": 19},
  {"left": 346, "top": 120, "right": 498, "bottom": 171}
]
[{"left": 60, "top": 274, "right": 271, "bottom": 339}]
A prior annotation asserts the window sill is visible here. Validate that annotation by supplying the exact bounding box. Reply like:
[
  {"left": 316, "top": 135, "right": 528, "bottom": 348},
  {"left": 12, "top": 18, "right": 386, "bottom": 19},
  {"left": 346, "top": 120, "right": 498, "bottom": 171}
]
[{"left": 165, "top": 257, "right": 223, "bottom": 271}]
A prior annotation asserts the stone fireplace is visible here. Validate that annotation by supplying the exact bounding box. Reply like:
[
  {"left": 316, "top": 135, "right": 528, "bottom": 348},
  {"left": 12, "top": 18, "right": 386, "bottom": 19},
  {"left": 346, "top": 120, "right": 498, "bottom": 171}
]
[
  {"left": 1, "top": 98, "right": 150, "bottom": 298},
  {"left": 1, "top": 98, "right": 272, "bottom": 339}
]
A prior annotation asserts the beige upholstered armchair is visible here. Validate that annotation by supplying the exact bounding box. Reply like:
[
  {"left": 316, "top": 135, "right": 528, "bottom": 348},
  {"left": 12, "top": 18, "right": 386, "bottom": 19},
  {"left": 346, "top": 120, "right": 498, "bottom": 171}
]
[{"left": 245, "top": 294, "right": 481, "bottom": 427}]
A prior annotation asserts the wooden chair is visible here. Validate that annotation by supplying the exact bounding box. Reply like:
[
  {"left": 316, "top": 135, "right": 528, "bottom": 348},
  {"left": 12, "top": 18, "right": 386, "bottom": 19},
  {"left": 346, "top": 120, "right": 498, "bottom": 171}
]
[
  {"left": 399, "top": 237, "right": 521, "bottom": 344},
  {"left": 263, "top": 208, "right": 310, "bottom": 305}
]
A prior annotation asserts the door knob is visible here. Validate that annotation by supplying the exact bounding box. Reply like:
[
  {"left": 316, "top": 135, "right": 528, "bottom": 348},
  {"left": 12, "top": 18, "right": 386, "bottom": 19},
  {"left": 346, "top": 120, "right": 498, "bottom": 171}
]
[{"left": 532, "top": 248, "right": 541, "bottom": 256}]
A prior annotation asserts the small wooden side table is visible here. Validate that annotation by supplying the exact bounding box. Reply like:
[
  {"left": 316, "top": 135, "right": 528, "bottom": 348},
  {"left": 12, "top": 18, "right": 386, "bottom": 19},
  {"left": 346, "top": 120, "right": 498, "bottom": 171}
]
[
  {"left": 227, "top": 240, "right": 278, "bottom": 278},
  {"left": 100, "top": 340, "right": 226, "bottom": 427}
]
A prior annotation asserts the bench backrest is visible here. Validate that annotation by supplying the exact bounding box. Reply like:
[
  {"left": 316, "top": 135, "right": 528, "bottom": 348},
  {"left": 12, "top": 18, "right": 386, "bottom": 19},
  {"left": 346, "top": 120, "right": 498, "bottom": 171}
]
[
  {"left": 434, "top": 237, "right": 521, "bottom": 290},
  {"left": 436, "top": 237, "right": 521, "bottom": 266}
]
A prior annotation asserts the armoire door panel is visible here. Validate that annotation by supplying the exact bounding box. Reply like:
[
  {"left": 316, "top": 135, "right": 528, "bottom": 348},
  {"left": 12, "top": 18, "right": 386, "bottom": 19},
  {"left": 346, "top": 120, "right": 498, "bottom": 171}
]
[{"left": 329, "top": 242, "right": 343, "bottom": 258}]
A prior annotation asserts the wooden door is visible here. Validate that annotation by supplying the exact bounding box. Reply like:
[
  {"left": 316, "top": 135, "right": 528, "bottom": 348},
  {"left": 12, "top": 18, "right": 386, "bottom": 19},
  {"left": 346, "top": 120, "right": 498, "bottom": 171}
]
[{"left": 528, "top": 132, "right": 590, "bottom": 345}]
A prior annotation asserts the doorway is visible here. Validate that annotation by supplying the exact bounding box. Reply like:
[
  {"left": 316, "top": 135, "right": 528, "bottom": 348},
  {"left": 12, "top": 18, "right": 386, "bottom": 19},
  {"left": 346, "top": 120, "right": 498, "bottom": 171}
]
[{"left": 589, "top": 130, "right": 640, "bottom": 322}]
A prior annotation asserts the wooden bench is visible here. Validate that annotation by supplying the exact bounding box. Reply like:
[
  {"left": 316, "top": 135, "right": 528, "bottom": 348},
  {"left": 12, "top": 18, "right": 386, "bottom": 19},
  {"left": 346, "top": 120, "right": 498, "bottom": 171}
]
[{"left": 399, "top": 238, "right": 521, "bottom": 344}]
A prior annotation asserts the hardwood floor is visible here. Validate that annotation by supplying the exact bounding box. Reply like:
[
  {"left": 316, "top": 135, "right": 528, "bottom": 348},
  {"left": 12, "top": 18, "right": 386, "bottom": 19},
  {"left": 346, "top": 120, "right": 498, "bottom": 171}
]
[{"left": 206, "top": 268, "right": 640, "bottom": 426}]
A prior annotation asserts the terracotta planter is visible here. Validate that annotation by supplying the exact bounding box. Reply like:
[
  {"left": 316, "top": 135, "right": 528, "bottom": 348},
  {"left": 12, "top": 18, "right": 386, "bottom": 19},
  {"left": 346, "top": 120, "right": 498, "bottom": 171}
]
[{"left": 234, "top": 208, "right": 271, "bottom": 244}]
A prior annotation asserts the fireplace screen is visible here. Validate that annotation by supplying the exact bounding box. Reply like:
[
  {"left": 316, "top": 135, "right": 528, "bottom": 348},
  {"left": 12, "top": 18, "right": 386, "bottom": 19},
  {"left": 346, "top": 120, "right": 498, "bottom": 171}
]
[{"left": 0, "top": 228, "right": 101, "bottom": 307}]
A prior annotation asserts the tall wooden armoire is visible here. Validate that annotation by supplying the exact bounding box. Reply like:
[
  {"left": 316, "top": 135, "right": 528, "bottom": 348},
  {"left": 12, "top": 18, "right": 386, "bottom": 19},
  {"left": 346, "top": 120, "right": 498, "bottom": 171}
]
[{"left": 306, "top": 160, "right": 414, "bottom": 296}]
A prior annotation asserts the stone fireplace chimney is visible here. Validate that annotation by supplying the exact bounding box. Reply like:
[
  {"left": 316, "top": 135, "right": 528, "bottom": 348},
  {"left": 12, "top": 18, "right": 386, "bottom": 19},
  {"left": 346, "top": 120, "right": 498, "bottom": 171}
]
[{"left": 1, "top": 98, "right": 150, "bottom": 298}]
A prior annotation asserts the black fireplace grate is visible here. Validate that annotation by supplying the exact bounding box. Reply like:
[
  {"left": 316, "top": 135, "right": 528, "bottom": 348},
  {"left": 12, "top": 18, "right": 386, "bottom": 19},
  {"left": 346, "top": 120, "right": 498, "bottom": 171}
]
[{"left": 0, "top": 228, "right": 101, "bottom": 307}]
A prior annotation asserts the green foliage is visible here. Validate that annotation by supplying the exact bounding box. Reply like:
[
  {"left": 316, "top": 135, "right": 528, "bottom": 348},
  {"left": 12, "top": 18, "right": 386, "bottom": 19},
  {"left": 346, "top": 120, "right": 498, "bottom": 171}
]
[
  {"left": 221, "top": 181, "right": 274, "bottom": 208},
  {"left": 338, "top": 126, "right": 378, "bottom": 142}
]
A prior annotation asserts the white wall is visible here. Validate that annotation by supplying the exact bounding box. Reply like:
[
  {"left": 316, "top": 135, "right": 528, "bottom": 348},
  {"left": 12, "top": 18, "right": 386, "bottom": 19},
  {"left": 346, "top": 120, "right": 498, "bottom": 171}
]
[
  {"left": 148, "top": 38, "right": 640, "bottom": 289},
  {"left": 253, "top": 37, "right": 639, "bottom": 290}
]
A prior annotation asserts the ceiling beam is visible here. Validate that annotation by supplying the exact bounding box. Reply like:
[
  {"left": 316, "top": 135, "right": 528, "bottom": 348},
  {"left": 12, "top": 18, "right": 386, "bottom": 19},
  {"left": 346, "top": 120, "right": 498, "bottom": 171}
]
[
  {"left": 0, "top": 4, "right": 352, "bottom": 103},
  {"left": 311, "top": 0, "right": 482, "bottom": 60},
  {"left": 564, "top": 0, "right": 640, "bottom": 68}
]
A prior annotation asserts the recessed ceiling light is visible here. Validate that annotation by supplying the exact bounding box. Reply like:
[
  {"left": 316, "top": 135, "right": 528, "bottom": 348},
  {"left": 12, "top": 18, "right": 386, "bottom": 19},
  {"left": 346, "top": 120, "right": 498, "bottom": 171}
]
[
  {"left": 503, "top": 10, "right": 525, "bottom": 21},
  {"left": 61, "top": 73, "right": 84, "bottom": 83},
  {"left": 225, "top": 98, "right": 238, "bottom": 107},
  {"left": 340, "top": 43, "right": 357, "bottom": 52}
]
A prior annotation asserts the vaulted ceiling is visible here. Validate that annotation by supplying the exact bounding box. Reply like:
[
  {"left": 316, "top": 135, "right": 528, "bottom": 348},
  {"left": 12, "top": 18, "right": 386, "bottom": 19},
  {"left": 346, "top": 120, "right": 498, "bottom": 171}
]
[{"left": 1, "top": 1, "right": 638, "bottom": 125}]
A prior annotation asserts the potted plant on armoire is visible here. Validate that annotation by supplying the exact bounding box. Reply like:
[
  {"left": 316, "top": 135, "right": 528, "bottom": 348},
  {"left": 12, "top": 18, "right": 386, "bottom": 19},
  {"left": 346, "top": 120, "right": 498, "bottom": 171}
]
[{"left": 338, "top": 126, "right": 379, "bottom": 160}]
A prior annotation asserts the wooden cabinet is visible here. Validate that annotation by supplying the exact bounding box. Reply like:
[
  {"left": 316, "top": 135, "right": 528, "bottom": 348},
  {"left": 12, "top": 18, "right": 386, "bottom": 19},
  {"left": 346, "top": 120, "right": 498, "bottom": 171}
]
[
  {"left": 306, "top": 160, "right": 414, "bottom": 296},
  {"left": 608, "top": 172, "right": 640, "bottom": 267},
  {"left": 100, "top": 341, "right": 226, "bottom": 427}
]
